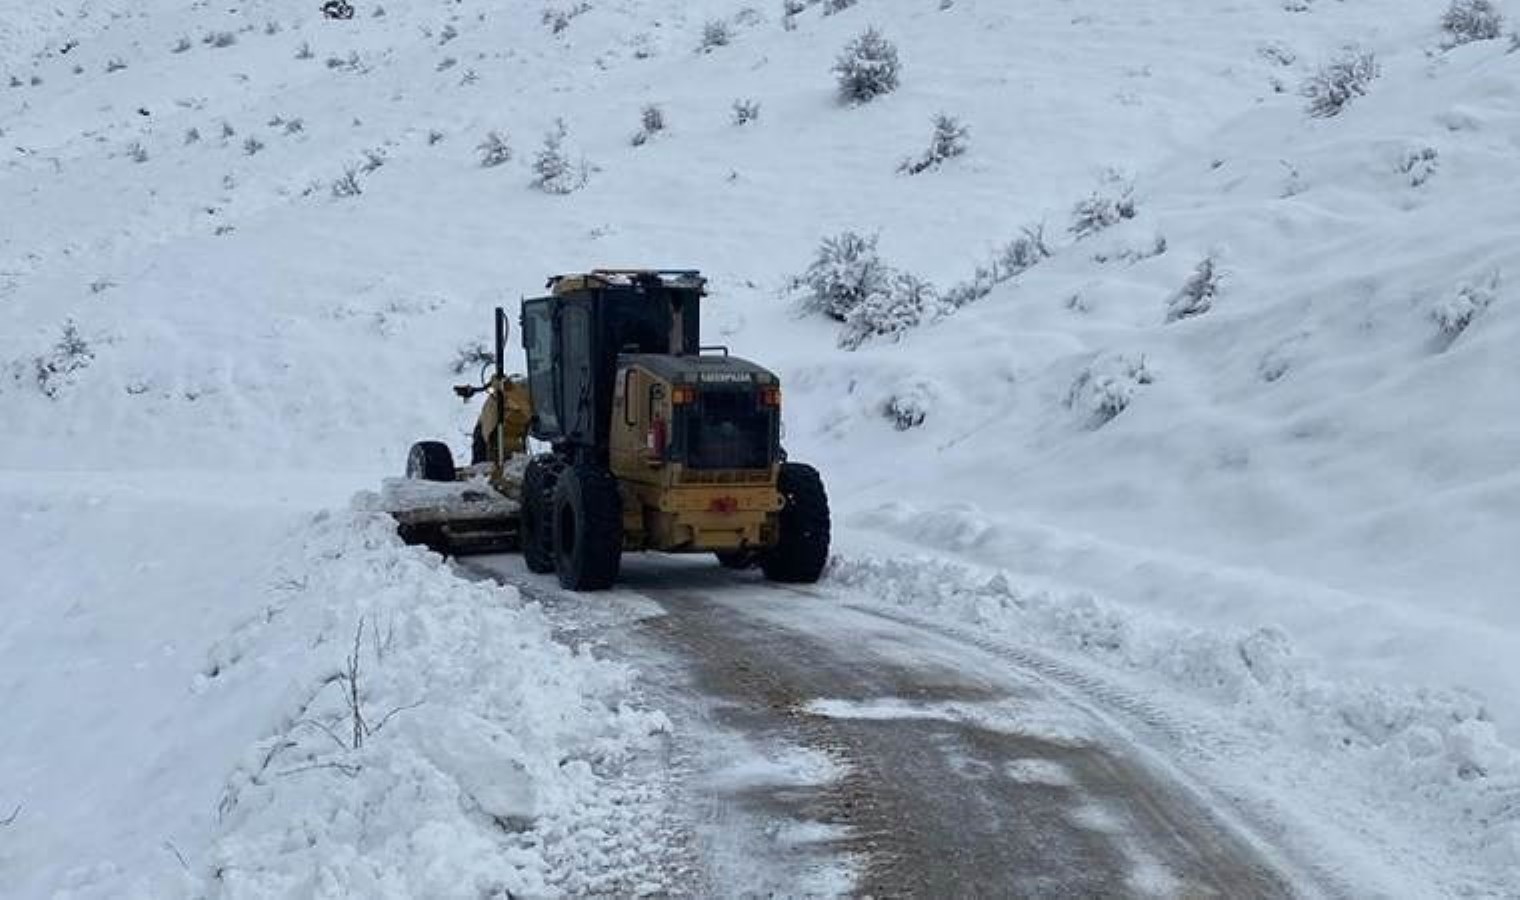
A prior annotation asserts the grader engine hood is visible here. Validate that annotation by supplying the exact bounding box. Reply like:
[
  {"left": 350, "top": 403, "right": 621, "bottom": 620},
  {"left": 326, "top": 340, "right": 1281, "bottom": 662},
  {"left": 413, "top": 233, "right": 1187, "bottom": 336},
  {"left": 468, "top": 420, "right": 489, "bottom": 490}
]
[{"left": 619, "top": 353, "right": 782, "bottom": 472}]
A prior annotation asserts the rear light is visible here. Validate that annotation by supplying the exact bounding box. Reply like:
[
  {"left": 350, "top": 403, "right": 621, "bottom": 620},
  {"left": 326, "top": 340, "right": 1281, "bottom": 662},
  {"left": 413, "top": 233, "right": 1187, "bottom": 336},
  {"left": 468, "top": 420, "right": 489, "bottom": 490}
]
[
  {"left": 647, "top": 416, "right": 667, "bottom": 457},
  {"left": 760, "top": 387, "right": 781, "bottom": 407},
  {"left": 672, "top": 386, "right": 697, "bottom": 405}
]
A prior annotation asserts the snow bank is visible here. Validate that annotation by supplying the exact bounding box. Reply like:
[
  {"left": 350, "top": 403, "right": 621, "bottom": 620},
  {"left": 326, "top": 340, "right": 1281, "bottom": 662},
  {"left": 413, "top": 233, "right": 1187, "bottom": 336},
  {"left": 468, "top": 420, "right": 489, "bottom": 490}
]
[
  {"left": 826, "top": 551, "right": 1520, "bottom": 895},
  {"left": 0, "top": 474, "right": 678, "bottom": 898},
  {"left": 203, "top": 504, "right": 676, "bottom": 898}
]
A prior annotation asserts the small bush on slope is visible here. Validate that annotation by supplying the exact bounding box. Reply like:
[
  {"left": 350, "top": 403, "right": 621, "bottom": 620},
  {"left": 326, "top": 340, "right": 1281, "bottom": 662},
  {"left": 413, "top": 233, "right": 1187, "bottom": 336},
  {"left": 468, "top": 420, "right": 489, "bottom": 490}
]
[
  {"left": 839, "top": 273, "right": 942, "bottom": 350},
  {"left": 630, "top": 104, "right": 665, "bottom": 146},
  {"left": 698, "top": 20, "right": 732, "bottom": 53},
  {"left": 731, "top": 98, "right": 761, "bottom": 125},
  {"left": 1432, "top": 270, "right": 1500, "bottom": 349},
  {"left": 1442, "top": 0, "right": 1504, "bottom": 47},
  {"left": 1065, "top": 353, "right": 1153, "bottom": 428},
  {"left": 532, "top": 119, "right": 588, "bottom": 194},
  {"left": 795, "top": 231, "right": 893, "bottom": 321},
  {"left": 899, "top": 114, "right": 969, "bottom": 175},
  {"left": 31, "top": 321, "right": 93, "bottom": 399},
  {"left": 452, "top": 341, "right": 495, "bottom": 375},
  {"left": 331, "top": 167, "right": 362, "bottom": 198},
  {"left": 1166, "top": 257, "right": 1222, "bottom": 322},
  {"left": 1303, "top": 51, "right": 1379, "bottom": 118},
  {"left": 1070, "top": 185, "right": 1136, "bottom": 239},
  {"left": 834, "top": 27, "right": 900, "bottom": 104},
  {"left": 476, "top": 130, "right": 512, "bottom": 167},
  {"left": 942, "top": 225, "right": 1050, "bottom": 308},
  {"left": 883, "top": 382, "right": 933, "bottom": 431}
]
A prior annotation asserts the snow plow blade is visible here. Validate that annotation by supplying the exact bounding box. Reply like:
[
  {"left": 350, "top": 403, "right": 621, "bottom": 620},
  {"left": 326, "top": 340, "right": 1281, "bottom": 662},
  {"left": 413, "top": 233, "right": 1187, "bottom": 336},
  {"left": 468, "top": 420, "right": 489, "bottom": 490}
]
[{"left": 377, "top": 475, "right": 521, "bottom": 556}]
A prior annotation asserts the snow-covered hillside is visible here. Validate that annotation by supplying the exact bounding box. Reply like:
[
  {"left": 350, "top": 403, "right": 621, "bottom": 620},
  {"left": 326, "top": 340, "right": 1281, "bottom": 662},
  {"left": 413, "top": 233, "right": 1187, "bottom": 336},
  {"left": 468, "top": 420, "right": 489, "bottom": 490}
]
[{"left": 2, "top": 0, "right": 1517, "bottom": 895}]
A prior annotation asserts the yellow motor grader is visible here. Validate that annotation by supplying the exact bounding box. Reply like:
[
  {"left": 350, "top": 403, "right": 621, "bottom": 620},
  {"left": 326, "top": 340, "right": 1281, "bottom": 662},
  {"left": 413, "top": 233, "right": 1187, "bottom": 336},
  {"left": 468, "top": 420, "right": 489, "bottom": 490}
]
[{"left": 390, "top": 270, "right": 830, "bottom": 591}]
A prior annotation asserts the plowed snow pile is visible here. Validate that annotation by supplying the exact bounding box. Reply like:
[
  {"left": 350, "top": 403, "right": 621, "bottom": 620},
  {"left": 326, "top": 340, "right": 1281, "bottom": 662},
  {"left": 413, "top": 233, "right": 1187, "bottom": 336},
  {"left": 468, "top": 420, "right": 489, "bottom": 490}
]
[{"left": 2, "top": 0, "right": 1517, "bottom": 895}]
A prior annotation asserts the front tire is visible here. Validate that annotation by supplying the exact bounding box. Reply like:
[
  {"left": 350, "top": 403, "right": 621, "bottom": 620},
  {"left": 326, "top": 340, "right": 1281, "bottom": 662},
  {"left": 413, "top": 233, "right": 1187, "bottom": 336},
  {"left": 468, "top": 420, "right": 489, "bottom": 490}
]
[
  {"left": 551, "top": 463, "right": 623, "bottom": 591},
  {"left": 520, "top": 455, "right": 561, "bottom": 574},
  {"left": 406, "top": 441, "right": 456, "bottom": 482},
  {"left": 761, "top": 462, "right": 831, "bottom": 584}
]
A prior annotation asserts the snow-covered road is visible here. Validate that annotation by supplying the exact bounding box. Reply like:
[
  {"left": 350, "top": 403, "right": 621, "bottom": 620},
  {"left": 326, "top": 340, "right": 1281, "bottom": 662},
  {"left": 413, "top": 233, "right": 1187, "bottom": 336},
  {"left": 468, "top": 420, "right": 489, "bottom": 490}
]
[{"left": 467, "top": 554, "right": 1325, "bottom": 898}]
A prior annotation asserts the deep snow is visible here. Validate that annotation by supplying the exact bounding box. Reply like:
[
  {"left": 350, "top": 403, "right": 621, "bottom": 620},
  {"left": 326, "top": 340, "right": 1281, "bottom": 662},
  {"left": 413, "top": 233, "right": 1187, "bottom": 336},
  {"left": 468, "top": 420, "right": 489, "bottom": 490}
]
[{"left": 2, "top": 0, "right": 1518, "bottom": 895}]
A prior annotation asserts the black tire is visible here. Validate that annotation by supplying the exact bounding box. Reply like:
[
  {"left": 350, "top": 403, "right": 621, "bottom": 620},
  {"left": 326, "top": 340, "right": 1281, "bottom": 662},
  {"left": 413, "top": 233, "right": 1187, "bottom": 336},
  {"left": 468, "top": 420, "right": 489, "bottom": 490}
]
[
  {"left": 761, "top": 462, "right": 831, "bottom": 584},
  {"left": 716, "top": 551, "right": 755, "bottom": 570},
  {"left": 520, "top": 455, "right": 561, "bottom": 574},
  {"left": 406, "top": 441, "right": 456, "bottom": 482},
  {"left": 551, "top": 463, "right": 623, "bottom": 591}
]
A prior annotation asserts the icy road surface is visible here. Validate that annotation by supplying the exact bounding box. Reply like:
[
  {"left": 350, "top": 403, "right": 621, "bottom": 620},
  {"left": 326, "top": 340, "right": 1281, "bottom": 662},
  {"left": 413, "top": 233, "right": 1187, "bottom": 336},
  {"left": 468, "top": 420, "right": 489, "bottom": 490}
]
[{"left": 467, "top": 554, "right": 1319, "bottom": 898}]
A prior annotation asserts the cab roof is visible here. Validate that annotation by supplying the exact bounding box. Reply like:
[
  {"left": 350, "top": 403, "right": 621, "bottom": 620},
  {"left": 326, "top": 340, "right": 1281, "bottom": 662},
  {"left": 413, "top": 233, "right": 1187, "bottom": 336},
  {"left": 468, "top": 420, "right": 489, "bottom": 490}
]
[{"left": 547, "top": 269, "right": 707, "bottom": 295}]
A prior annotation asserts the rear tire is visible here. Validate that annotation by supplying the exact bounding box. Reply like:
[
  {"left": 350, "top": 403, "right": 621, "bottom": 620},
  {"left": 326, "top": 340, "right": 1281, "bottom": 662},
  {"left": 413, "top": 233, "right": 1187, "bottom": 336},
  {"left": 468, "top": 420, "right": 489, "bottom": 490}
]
[
  {"left": 406, "top": 441, "right": 456, "bottom": 482},
  {"left": 761, "top": 462, "right": 830, "bottom": 584},
  {"left": 552, "top": 463, "right": 623, "bottom": 591},
  {"left": 520, "top": 455, "right": 560, "bottom": 574}
]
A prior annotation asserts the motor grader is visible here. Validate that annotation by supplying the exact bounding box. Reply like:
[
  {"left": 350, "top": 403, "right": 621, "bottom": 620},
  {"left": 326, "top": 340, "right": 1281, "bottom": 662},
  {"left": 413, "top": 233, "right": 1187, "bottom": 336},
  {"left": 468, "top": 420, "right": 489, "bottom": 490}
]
[{"left": 389, "top": 270, "right": 831, "bottom": 591}]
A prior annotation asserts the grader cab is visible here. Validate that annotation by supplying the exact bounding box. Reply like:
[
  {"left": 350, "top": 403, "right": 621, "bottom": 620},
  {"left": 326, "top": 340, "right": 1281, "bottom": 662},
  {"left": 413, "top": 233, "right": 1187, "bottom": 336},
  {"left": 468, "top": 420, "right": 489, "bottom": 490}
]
[{"left": 391, "top": 270, "right": 830, "bottom": 591}]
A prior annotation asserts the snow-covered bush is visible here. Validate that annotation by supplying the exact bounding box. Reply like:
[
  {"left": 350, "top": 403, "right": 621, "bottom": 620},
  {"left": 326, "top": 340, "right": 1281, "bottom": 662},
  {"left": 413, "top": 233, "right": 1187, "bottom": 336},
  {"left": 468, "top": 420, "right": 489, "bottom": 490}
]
[
  {"left": 32, "top": 321, "right": 93, "bottom": 399},
  {"left": 105, "top": 57, "right": 128, "bottom": 73},
  {"left": 331, "top": 167, "right": 362, "bottom": 198},
  {"left": 360, "top": 148, "right": 386, "bottom": 173},
  {"left": 834, "top": 27, "right": 900, "bottom": 104},
  {"left": 451, "top": 341, "right": 495, "bottom": 376},
  {"left": 699, "top": 20, "right": 732, "bottom": 52},
  {"left": 883, "top": 383, "right": 933, "bottom": 431},
  {"left": 243, "top": 136, "right": 264, "bottom": 156},
  {"left": 1066, "top": 353, "right": 1153, "bottom": 428},
  {"left": 1398, "top": 146, "right": 1439, "bottom": 187},
  {"left": 942, "top": 225, "right": 1050, "bottom": 308},
  {"left": 172, "top": 36, "right": 192, "bottom": 53},
  {"left": 1432, "top": 271, "right": 1500, "bottom": 346},
  {"left": 541, "top": 1, "right": 590, "bottom": 34},
  {"left": 326, "top": 52, "right": 364, "bottom": 72},
  {"left": 630, "top": 104, "right": 665, "bottom": 146},
  {"left": 126, "top": 142, "right": 148, "bottom": 163},
  {"left": 531, "top": 119, "right": 588, "bottom": 194},
  {"left": 184, "top": 127, "right": 200, "bottom": 144},
  {"left": 1302, "top": 51, "right": 1379, "bottom": 118},
  {"left": 824, "top": 0, "right": 859, "bottom": 13},
  {"left": 899, "top": 114, "right": 968, "bottom": 175},
  {"left": 476, "top": 130, "right": 512, "bottom": 167},
  {"left": 1166, "top": 257, "right": 1222, "bottom": 322},
  {"left": 1442, "top": 0, "right": 1504, "bottom": 46},
  {"left": 1070, "top": 185, "right": 1136, "bottom": 238},
  {"left": 795, "top": 231, "right": 892, "bottom": 321},
  {"left": 296, "top": 41, "right": 314, "bottom": 60},
  {"left": 204, "top": 31, "right": 237, "bottom": 48},
  {"left": 1092, "top": 234, "right": 1168, "bottom": 266},
  {"left": 840, "top": 273, "right": 942, "bottom": 349},
  {"left": 732, "top": 98, "right": 761, "bottom": 125}
]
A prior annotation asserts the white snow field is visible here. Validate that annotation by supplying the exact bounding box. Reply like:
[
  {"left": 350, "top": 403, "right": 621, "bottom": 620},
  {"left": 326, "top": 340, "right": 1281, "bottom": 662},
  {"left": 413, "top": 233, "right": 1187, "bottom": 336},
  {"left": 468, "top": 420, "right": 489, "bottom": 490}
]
[{"left": 1, "top": 0, "right": 1517, "bottom": 896}]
